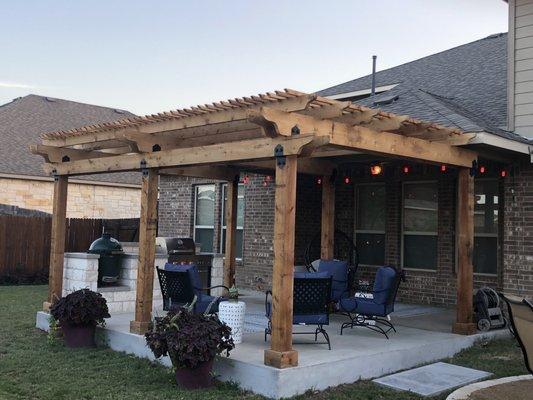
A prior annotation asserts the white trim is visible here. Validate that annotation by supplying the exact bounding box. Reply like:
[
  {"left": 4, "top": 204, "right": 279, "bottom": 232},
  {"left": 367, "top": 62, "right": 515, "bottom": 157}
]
[
  {"left": 461, "top": 131, "right": 531, "bottom": 155},
  {"left": 325, "top": 84, "right": 399, "bottom": 100},
  {"left": 0, "top": 172, "right": 141, "bottom": 189},
  {"left": 193, "top": 184, "right": 216, "bottom": 253},
  {"left": 220, "top": 183, "right": 245, "bottom": 260}
]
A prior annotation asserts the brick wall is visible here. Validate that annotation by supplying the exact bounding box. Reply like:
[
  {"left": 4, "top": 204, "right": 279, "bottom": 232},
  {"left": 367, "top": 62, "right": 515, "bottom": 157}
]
[
  {"left": 0, "top": 177, "right": 140, "bottom": 218},
  {"left": 158, "top": 162, "right": 532, "bottom": 305},
  {"left": 502, "top": 161, "right": 533, "bottom": 297}
]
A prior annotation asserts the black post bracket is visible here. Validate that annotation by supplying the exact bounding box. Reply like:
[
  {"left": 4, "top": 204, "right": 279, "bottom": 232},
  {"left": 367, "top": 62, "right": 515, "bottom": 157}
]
[
  {"left": 470, "top": 160, "right": 478, "bottom": 177},
  {"left": 140, "top": 159, "right": 149, "bottom": 177},
  {"left": 274, "top": 144, "right": 286, "bottom": 168}
]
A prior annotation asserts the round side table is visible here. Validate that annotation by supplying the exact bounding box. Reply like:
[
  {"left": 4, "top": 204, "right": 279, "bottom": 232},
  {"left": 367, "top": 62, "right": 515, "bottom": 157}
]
[{"left": 219, "top": 300, "right": 246, "bottom": 344}]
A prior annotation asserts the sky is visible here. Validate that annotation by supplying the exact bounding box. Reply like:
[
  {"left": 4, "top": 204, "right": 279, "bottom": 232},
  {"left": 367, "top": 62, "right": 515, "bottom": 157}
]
[{"left": 0, "top": 0, "right": 508, "bottom": 116}]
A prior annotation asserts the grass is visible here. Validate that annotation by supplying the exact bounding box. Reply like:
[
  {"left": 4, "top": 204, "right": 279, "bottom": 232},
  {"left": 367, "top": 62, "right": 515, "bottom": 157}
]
[{"left": 0, "top": 285, "right": 528, "bottom": 400}]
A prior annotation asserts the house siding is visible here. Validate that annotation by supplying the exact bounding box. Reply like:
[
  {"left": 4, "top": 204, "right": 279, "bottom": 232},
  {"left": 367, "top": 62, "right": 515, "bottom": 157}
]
[{"left": 509, "top": 0, "right": 533, "bottom": 137}]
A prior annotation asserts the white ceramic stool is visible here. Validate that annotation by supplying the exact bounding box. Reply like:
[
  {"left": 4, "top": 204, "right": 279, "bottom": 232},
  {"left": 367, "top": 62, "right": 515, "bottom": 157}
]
[{"left": 219, "top": 300, "right": 246, "bottom": 344}]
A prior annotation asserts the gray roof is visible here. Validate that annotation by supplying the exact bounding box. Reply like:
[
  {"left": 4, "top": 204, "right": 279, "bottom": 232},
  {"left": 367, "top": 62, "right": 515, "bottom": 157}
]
[
  {"left": 0, "top": 94, "right": 141, "bottom": 185},
  {"left": 317, "top": 33, "right": 532, "bottom": 144}
]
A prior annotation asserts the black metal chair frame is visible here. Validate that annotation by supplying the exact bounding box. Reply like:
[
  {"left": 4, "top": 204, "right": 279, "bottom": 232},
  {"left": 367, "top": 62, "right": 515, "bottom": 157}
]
[
  {"left": 264, "top": 276, "right": 333, "bottom": 350},
  {"left": 499, "top": 293, "right": 533, "bottom": 375},
  {"left": 304, "top": 229, "right": 359, "bottom": 304},
  {"left": 340, "top": 267, "right": 405, "bottom": 339},
  {"left": 156, "top": 266, "right": 229, "bottom": 312}
]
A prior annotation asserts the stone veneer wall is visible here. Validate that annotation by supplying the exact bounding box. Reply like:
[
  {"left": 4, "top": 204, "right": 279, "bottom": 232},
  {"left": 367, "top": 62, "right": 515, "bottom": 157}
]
[
  {"left": 0, "top": 177, "right": 140, "bottom": 218},
  {"left": 158, "top": 163, "right": 533, "bottom": 305},
  {"left": 62, "top": 252, "right": 165, "bottom": 313}
]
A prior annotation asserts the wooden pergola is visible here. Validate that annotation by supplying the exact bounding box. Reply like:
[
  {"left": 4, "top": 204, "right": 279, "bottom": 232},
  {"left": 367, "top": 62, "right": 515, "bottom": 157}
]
[{"left": 32, "top": 89, "right": 478, "bottom": 369}]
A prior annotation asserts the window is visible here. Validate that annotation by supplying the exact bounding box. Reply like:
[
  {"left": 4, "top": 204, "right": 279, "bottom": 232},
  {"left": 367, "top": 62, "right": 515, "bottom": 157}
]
[
  {"left": 355, "top": 184, "right": 386, "bottom": 265},
  {"left": 402, "top": 182, "right": 438, "bottom": 270},
  {"left": 194, "top": 184, "right": 215, "bottom": 253},
  {"left": 473, "top": 180, "right": 499, "bottom": 274},
  {"left": 221, "top": 184, "right": 245, "bottom": 259}
]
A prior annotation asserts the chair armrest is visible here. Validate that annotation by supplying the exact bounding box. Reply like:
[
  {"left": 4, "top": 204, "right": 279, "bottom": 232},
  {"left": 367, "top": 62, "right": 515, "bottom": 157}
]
[
  {"left": 195, "top": 285, "right": 229, "bottom": 293},
  {"left": 265, "top": 290, "right": 272, "bottom": 317}
]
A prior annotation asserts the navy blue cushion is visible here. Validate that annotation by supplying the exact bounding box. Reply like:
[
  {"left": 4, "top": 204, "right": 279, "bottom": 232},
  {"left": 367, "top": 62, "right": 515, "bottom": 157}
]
[
  {"left": 195, "top": 295, "right": 221, "bottom": 314},
  {"left": 373, "top": 266, "right": 397, "bottom": 304},
  {"left": 339, "top": 297, "right": 392, "bottom": 317},
  {"left": 294, "top": 271, "right": 329, "bottom": 279},
  {"left": 318, "top": 260, "right": 349, "bottom": 301},
  {"left": 293, "top": 313, "right": 329, "bottom": 325}
]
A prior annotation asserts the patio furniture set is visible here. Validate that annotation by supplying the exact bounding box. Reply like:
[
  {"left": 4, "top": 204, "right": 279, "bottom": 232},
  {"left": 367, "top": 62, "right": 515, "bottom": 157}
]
[{"left": 157, "top": 230, "right": 406, "bottom": 349}]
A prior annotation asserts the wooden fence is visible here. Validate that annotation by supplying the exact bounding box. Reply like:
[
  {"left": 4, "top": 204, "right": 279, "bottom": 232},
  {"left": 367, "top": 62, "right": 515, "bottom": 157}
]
[{"left": 0, "top": 216, "right": 139, "bottom": 282}]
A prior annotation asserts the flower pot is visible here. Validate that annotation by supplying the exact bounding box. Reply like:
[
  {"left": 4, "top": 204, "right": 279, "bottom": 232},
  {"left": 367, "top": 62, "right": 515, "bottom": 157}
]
[
  {"left": 174, "top": 359, "right": 214, "bottom": 389},
  {"left": 61, "top": 323, "right": 96, "bottom": 348}
]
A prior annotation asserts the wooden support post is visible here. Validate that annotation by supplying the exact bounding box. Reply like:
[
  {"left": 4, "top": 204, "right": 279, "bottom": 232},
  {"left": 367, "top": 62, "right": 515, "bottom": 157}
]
[
  {"left": 223, "top": 178, "right": 239, "bottom": 290},
  {"left": 452, "top": 168, "right": 477, "bottom": 335},
  {"left": 130, "top": 168, "right": 159, "bottom": 334},
  {"left": 264, "top": 155, "right": 298, "bottom": 369},
  {"left": 44, "top": 175, "right": 68, "bottom": 311},
  {"left": 321, "top": 175, "right": 335, "bottom": 260}
]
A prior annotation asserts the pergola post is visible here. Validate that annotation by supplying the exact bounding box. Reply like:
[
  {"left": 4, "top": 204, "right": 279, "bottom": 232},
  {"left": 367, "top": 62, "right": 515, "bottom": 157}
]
[
  {"left": 321, "top": 175, "right": 335, "bottom": 260},
  {"left": 264, "top": 155, "right": 298, "bottom": 368},
  {"left": 223, "top": 177, "right": 239, "bottom": 290},
  {"left": 452, "top": 168, "right": 477, "bottom": 335},
  {"left": 130, "top": 168, "right": 159, "bottom": 334},
  {"left": 44, "top": 175, "right": 68, "bottom": 311}
]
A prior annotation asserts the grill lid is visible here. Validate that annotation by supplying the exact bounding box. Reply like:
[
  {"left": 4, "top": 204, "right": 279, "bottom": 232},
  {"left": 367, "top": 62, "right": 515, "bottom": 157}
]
[
  {"left": 88, "top": 233, "right": 123, "bottom": 254},
  {"left": 156, "top": 237, "right": 196, "bottom": 255}
]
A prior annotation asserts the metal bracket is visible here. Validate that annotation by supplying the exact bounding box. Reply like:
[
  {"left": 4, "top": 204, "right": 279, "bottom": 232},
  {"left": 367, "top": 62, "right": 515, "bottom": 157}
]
[
  {"left": 470, "top": 160, "right": 477, "bottom": 177},
  {"left": 529, "top": 146, "right": 533, "bottom": 164},
  {"left": 274, "top": 144, "right": 286, "bottom": 168},
  {"left": 291, "top": 125, "right": 300, "bottom": 136},
  {"left": 52, "top": 170, "right": 59, "bottom": 181},
  {"left": 140, "top": 159, "right": 149, "bottom": 177}
]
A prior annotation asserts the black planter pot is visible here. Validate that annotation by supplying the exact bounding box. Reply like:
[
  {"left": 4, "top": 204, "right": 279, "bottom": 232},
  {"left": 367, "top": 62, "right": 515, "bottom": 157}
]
[
  {"left": 174, "top": 359, "right": 214, "bottom": 389},
  {"left": 61, "top": 323, "right": 96, "bottom": 348}
]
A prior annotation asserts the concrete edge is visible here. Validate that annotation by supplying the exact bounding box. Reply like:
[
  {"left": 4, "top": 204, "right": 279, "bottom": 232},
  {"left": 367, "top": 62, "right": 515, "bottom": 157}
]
[{"left": 446, "top": 374, "right": 533, "bottom": 400}]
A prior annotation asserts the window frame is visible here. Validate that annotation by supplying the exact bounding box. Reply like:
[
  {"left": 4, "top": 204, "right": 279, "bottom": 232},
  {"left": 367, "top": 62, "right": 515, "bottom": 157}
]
[
  {"left": 220, "top": 183, "right": 245, "bottom": 260},
  {"left": 193, "top": 184, "right": 216, "bottom": 254},
  {"left": 401, "top": 180, "right": 439, "bottom": 272},
  {"left": 353, "top": 182, "right": 386, "bottom": 267},
  {"left": 472, "top": 177, "right": 500, "bottom": 277}
]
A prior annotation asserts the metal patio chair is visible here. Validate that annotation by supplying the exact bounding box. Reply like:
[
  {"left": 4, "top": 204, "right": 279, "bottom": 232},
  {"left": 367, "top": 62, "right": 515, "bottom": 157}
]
[
  {"left": 265, "top": 272, "right": 333, "bottom": 349},
  {"left": 156, "top": 263, "right": 228, "bottom": 314},
  {"left": 500, "top": 293, "right": 533, "bottom": 374},
  {"left": 339, "top": 266, "right": 405, "bottom": 338}
]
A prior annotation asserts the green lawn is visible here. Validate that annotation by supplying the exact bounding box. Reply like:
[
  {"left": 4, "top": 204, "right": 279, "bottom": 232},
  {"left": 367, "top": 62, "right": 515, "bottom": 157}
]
[{"left": 0, "top": 285, "right": 528, "bottom": 400}]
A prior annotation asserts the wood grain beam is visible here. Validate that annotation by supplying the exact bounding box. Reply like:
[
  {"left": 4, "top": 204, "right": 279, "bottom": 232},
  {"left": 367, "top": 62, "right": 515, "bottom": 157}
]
[
  {"left": 43, "top": 135, "right": 329, "bottom": 176},
  {"left": 256, "top": 107, "right": 477, "bottom": 167},
  {"left": 30, "top": 144, "right": 116, "bottom": 163},
  {"left": 159, "top": 165, "right": 240, "bottom": 181},
  {"left": 223, "top": 179, "right": 238, "bottom": 291}
]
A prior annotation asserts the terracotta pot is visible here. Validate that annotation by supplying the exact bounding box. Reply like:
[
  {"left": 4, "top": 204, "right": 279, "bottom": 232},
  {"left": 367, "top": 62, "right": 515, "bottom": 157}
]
[
  {"left": 174, "top": 359, "right": 214, "bottom": 389},
  {"left": 61, "top": 323, "right": 96, "bottom": 348}
]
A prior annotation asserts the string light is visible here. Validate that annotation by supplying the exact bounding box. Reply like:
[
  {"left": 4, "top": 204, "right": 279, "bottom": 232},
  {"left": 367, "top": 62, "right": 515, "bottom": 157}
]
[
  {"left": 370, "top": 165, "right": 382, "bottom": 175},
  {"left": 479, "top": 166, "right": 486, "bottom": 174},
  {"left": 344, "top": 176, "right": 351, "bottom": 184},
  {"left": 440, "top": 165, "right": 447, "bottom": 173},
  {"left": 243, "top": 175, "right": 250, "bottom": 185},
  {"left": 402, "top": 165, "right": 410, "bottom": 174},
  {"left": 500, "top": 170, "right": 507, "bottom": 178},
  {"left": 316, "top": 177, "right": 322, "bottom": 185}
]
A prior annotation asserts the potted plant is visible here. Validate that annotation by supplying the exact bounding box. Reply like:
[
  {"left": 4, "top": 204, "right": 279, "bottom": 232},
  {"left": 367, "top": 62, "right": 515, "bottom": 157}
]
[
  {"left": 145, "top": 307, "right": 235, "bottom": 389},
  {"left": 49, "top": 288, "right": 110, "bottom": 348}
]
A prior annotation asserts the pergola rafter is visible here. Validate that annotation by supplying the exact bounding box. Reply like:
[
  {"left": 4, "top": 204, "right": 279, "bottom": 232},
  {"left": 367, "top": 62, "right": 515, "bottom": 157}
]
[{"left": 33, "top": 89, "right": 478, "bottom": 369}]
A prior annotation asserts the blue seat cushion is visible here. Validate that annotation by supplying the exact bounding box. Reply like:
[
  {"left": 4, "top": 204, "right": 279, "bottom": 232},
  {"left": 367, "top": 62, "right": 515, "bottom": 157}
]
[
  {"left": 195, "top": 295, "right": 221, "bottom": 314},
  {"left": 294, "top": 271, "right": 329, "bottom": 279},
  {"left": 339, "top": 297, "right": 392, "bottom": 316},
  {"left": 293, "top": 313, "right": 329, "bottom": 325},
  {"left": 318, "top": 259, "right": 349, "bottom": 301},
  {"left": 373, "top": 266, "right": 397, "bottom": 304}
]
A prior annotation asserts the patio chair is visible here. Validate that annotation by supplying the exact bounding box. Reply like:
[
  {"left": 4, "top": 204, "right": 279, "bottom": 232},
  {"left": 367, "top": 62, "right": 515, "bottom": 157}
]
[
  {"left": 264, "top": 272, "right": 333, "bottom": 350},
  {"left": 156, "top": 263, "right": 229, "bottom": 314},
  {"left": 339, "top": 266, "right": 405, "bottom": 339},
  {"left": 499, "top": 293, "right": 533, "bottom": 374},
  {"left": 304, "top": 229, "right": 359, "bottom": 303}
]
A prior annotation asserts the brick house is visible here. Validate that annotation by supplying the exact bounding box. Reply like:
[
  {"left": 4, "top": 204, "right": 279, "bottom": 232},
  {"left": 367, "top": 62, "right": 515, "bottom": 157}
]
[
  {"left": 0, "top": 95, "right": 141, "bottom": 218},
  {"left": 157, "top": 31, "right": 533, "bottom": 305}
]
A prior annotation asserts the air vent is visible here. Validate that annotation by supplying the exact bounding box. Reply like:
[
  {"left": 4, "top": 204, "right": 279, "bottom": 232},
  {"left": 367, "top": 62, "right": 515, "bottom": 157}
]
[{"left": 373, "top": 94, "right": 399, "bottom": 106}]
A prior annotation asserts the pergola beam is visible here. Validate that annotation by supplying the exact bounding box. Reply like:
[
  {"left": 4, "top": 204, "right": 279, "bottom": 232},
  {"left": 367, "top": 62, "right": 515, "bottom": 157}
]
[
  {"left": 30, "top": 144, "right": 116, "bottom": 163},
  {"left": 256, "top": 107, "right": 477, "bottom": 167},
  {"left": 42, "top": 135, "right": 327, "bottom": 176}
]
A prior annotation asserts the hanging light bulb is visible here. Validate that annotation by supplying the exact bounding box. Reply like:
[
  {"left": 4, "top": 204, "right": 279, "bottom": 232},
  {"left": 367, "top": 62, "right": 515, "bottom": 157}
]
[
  {"left": 402, "top": 165, "right": 410, "bottom": 174},
  {"left": 370, "top": 164, "right": 382, "bottom": 175},
  {"left": 316, "top": 177, "right": 322, "bottom": 185},
  {"left": 243, "top": 175, "right": 250, "bottom": 185},
  {"left": 440, "top": 164, "right": 447, "bottom": 173},
  {"left": 500, "top": 169, "right": 507, "bottom": 178},
  {"left": 344, "top": 176, "right": 351, "bottom": 184},
  {"left": 479, "top": 166, "right": 486, "bottom": 174}
]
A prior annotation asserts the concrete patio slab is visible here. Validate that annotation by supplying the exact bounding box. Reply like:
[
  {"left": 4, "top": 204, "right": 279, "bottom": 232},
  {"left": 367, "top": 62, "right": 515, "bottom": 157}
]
[
  {"left": 35, "top": 295, "right": 510, "bottom": 399},
  {"left": 373, "top": 362, "right": 492, "bottom": 397}
]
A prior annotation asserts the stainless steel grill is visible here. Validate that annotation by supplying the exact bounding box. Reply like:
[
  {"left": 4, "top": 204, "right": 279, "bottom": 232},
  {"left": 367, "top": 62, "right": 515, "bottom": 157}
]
[{"left": 156, "top": 237, "right": 212, "bottom": 288}]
